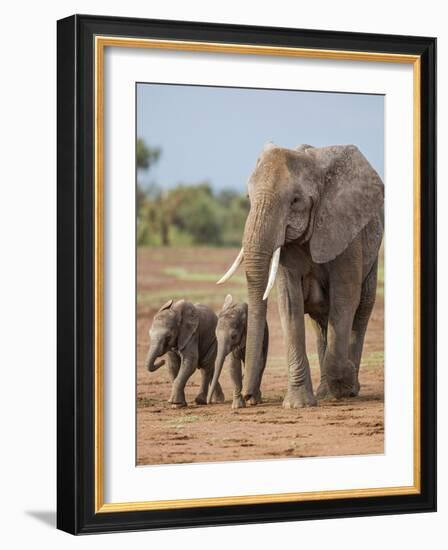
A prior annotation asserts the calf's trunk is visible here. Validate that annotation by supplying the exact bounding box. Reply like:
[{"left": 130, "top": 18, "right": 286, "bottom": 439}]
[
  {"left": 144, "top": 341, "right": 165, "bottom": 372},
  {"left": 207, "top": 343, "right": 228, "bottom": 403}
]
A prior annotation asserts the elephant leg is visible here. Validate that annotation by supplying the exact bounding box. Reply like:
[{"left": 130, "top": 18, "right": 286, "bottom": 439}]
[
  {"left": 229, "top": 353, "right": 245, "bottom": 409},
  {"left": 194, "top": 367, "right": 212, "bottom": 405},
  {"left": 276, "top": 264, "right": 316, "bottom": 408},
  {"left": 166, "top": 351, "right": 180, "bottom": 382},
  {"left": 309, "top": 314, "right": 330, "bottom": 400},
  {"left": 169, "top": 353, "right": 197, "bottom": 408},
  {"left": 323, "top": 287, "right": 361, "bottom": 399},
  {"left": 349, "top": 260, "right": 378, "bottom": 396},
  {"left": 209, "top": 374, "right": 225, "bottom": 404}
]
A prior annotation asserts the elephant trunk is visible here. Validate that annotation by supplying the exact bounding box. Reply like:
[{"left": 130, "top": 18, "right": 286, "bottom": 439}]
[
  {"left": 207, "top": 340, "right": 229, "bottom": 404},
  {"left": 242, "top": 197, "right": 281, "bottom": 402},
  {"left": 144, "top": 340, "right": 166, "bottom": 372}
]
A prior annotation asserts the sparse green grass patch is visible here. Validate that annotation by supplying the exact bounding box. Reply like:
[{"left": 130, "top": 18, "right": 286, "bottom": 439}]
[
  {"left": 137, "top": 397, "right": 158, "bottom": 408},
  {"left": 361, "top": 350, "right": 384, "bottom": 367},
  {"left": 164, "top": 267, "right": 246, "bottom": 284},
  {"left": 167, "top": 415, "right": 203, "bottom": 429},
  {"left": 138, "top": 289, "right": 248, "bottom": 308}
]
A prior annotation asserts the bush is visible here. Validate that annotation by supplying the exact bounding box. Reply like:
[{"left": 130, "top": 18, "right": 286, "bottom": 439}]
[{"left": 137, "top": 182, "right": 248, "bottom": 247}]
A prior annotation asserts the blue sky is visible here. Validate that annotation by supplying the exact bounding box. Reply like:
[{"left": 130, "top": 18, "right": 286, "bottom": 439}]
[{"left": 137, "top": 83, "right": 384, "bottom": 193}]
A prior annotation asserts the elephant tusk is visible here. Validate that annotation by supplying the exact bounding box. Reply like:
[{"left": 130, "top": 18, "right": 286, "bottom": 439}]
[
  {"left": 216, "top": 248, "right": 244, "bottom": 285},
  {"left": 263, "top": 247, "right": 281, "bottom": 300}
]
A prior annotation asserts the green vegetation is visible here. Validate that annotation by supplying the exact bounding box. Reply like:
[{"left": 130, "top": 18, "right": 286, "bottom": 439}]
[
  {"left": 137, "top": 138, "right": 160, "bottom": 171},
  {"left": 167, "top": 415, "right": 203, "bottom": 429},
  {"left": 361, "top": 351, "right": 384, "bottom": 367},
  {"left": 138, "top": 288, "right": 248, "bottom": 310},
  {"left": 136, "top": 138, "right": 249, "bottom": 247},
  {"left": 137, "top": 396, "right": 158, "bottom": 408},
  {"left": 137, "top": 182, "right": 249, "bottom": 247},
  {"left": 163, "top": 267, "right": 245, "bottom": 284}
]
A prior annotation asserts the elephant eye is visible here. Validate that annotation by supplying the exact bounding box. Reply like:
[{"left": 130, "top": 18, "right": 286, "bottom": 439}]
[{"left": 291, "top": 197, "right": 300, "bottom": 205}]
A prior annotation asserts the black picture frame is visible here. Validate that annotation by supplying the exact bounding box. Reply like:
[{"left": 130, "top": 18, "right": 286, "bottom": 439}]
[{"left": 57, "top": 14, "right": 436, "bottom": 535}]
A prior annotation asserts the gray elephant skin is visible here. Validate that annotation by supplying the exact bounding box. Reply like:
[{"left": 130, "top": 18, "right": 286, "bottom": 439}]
[
  {"left": 207, "top": 294, "right": 269, "bottom": 409},
  {"left": 219, "top": 144, "right": 384, "bottom": 408},
  {"left": 145, "top": 299, "right": 225, "bottom": 408}
]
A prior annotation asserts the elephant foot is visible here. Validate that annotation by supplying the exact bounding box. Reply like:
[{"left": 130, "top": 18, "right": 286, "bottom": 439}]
[
  {"left": 194, "top": 393, "right": 207, "bottom": 405},
  {"left": 245, "top": 394, "right": 262, "bottom": 406},
  {"left": 327, "top": 361, "right": 359, "bottom": 399},
  {"left": 243, "top": 387, "right": 263, "bottom": 406},
  {"left": 169, "top": 388, "right": 187, "bottom": 408},
  {"left": 231, "top": 395, "right": 246, "bottom": 409},
  {"left": 316, "top": 381, "right": 332, "bottom": 400},
  {"left": 210, "top": 384, "right": 225, "bottom": 404},
  {"left": 353, "top": 379, "right": 361, "bottom": 397},
  {"left": 283, "top": 385, "right": 317, "bottom": 409}
]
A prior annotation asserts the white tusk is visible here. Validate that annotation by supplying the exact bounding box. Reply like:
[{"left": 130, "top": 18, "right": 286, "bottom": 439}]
[
  {"left": 217, "top": 248, "right": 244, "bottom": 285},
  {"left": 263, "top": 247, "right": 281, "bottom": 300}
]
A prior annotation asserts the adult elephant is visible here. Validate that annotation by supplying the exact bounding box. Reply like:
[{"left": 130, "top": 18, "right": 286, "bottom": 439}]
[{"left": 218, "top": 144, "right": 384, "bottom": 408}]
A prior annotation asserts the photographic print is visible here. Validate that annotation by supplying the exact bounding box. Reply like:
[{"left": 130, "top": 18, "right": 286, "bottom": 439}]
[
  {"left": 57, "top": 15, "right": 435, "bottom": 533},
  {"left": 136, "top": 83, "right": 385, "bottom": 466}
]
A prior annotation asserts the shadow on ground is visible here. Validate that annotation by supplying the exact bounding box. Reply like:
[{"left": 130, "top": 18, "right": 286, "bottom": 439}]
[{"left": 26, "top": 510, "right": 56, "bottom": 528}]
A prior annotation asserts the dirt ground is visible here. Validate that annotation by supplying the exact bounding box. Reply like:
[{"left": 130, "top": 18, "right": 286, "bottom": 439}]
[{"left": 136, "top": 247, "right": 384, "bottom": 465}]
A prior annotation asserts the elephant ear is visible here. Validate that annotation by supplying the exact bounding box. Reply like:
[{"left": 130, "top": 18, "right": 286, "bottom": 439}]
[
  {"left": 238, "top": 303, "right": 248, "bottom": 348},
  {"left": 222, "top": 294, "right": 233, "bottom": 312},
  {"left": 309, "top": 145, "right": 384, "bottom": 264},
  {"left": 240, "top": 302, "right": 248, "bottom": 331},
  {"left": 177, "top": 300, "right": 200, "bottom": 351},
  {"left": 157, "top": 299, "right": 173, "bottom": 313}
]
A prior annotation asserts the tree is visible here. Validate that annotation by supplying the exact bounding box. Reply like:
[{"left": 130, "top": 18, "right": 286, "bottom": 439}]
[
  {"left": 174, "top": 188, "right": 222, "bottom": 245},
  {"left": 135, "top": 141, "right": 250, "bottom": 247},
  {"left": 136, "top": 138, "right": 163, "bottom": 244},
  {"left": 220, "top": 193, "right": 249, "bottom": 246},
  {"left": 136, "top": 138, "right": 160, "bottom": 171},
  {"left": 136, "top": 138, "right": 161, "bottom": 217}
]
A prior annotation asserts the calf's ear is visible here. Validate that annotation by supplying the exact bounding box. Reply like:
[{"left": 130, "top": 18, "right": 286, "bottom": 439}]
[
  {"left": 177, "top": 301, "right": 200, "bottom": 351},
  {"left": 222, "top": 294, "right": 233, "bottom": 311},
  {"left": 157, "top": 299, "right": 173, "bottom": 313}
]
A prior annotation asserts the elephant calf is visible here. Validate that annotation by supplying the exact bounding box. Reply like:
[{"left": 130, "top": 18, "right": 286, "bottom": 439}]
[
  {"left": 207, "top": 295, "right": 269, "bottom": 408},
  {"left": 145, "top": 299, "right": 225, "bottom": 408}
]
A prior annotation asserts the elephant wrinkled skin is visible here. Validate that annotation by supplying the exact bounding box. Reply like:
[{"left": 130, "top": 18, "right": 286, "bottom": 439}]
[
  {"left": 207, "top": 294, "right": 269, "bottom": 408},
  {"left": 145, "top": 299, "right": 225, "bottom": 408},
  {"left": 218, "top": 144, "right": 384, "bottom": 408}
]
